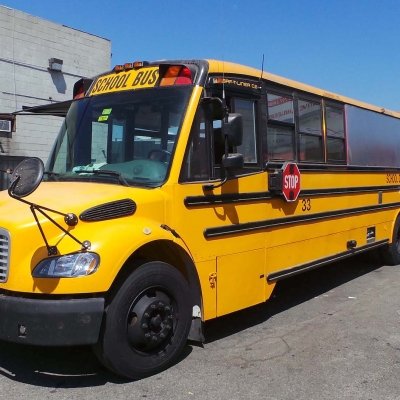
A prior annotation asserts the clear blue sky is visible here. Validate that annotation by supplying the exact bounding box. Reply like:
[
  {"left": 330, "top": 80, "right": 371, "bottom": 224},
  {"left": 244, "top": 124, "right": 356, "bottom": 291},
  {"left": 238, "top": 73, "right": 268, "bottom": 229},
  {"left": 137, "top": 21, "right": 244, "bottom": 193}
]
[{"left": 2, "top": 0, "right": 400, "bottom": 111}]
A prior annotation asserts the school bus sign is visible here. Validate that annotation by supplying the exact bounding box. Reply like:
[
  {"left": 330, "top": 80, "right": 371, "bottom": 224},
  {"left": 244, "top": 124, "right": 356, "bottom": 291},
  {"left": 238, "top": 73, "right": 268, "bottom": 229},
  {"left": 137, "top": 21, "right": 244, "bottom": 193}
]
[{"left": 88, "top": 67, "right": 159, "bottom": 96}]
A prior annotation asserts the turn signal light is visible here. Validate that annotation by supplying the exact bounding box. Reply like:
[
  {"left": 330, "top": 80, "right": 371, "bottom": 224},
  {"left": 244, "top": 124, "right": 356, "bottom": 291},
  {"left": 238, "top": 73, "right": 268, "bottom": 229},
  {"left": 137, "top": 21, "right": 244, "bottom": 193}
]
[
  {"left": 134, "top": 61, "right": 149, "bottom": 68},
  {"left": 114, "top": 61, "right": 150, "bottom": 72}
]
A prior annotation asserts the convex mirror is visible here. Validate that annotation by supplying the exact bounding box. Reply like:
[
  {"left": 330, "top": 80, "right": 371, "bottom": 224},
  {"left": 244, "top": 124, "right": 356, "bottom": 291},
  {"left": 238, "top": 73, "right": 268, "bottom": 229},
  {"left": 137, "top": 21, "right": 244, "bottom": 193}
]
[{"left": 9, "top": 157, "right": 44, "bottom": 198}]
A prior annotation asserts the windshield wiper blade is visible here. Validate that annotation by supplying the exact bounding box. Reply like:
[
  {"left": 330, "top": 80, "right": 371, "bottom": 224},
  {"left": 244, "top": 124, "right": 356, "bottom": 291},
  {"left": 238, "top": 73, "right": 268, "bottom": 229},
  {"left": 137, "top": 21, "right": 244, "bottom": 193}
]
[
  {"left": 91, "top": 169, "right": 130, "bottom": 186},
  {"left": 43, "top": 171, "right": 60, "bottom": 181}
]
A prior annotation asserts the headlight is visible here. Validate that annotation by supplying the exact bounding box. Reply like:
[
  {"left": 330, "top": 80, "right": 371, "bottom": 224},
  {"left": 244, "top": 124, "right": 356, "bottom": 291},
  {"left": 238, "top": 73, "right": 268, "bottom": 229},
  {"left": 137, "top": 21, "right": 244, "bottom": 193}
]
[{"left": 33, "top": 252, "right": 100, "bottom": 278}]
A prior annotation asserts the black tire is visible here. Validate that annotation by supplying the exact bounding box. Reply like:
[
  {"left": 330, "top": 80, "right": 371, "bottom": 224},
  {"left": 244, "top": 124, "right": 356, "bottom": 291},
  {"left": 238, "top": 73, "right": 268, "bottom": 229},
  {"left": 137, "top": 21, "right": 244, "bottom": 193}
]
[
  {"left": 382, "top": 215, "right": 400, "bottom": 265},
  {"left": 93, "top": 261, "right": 192, "bottom": 380}
]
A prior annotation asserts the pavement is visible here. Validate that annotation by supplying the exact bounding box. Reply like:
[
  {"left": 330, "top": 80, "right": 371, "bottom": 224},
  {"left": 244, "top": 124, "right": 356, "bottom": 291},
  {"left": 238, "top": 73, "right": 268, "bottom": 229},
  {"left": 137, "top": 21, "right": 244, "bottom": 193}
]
[{"left": 0, "top": 250, "right": 399, "bottom": 399}]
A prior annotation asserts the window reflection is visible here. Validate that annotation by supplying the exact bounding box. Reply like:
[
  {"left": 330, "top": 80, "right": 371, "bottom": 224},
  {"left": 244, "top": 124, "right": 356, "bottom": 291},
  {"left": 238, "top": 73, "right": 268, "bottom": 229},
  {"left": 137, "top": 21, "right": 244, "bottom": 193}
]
[
  {"left": 267, "top": 94, "right": 294, "bottom": 123},
  {"left": 327, "top": 138, "right": 346, "bottom": 161},
  {"left": 180, "top": 107, "right": 210, "bottom": 182},
  {"left": 267, "top": 125, "right": 294, "bottom": 160},
  {"left": 298, "top": 100, "right": 321, "bottom": 135},
  {"left": 235, "top": 99, "right": 257, "bottom": 163},
  {"left": 326, "top": 106, "right": 345, "bottom": 162},
  {"left": 299, "top": 134, "right": 322, "bottom": 162},
  {"left": 326, "top": 107, "right": 344, "bottom": 138}
]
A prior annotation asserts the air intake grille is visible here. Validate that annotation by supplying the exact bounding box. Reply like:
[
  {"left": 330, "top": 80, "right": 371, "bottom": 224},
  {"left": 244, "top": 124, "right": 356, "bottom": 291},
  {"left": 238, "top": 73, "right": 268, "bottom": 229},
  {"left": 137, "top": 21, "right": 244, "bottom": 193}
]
[
  {"left": 0, "top": 229, "right": 10, "bottom": 283},
  {"left": 80, "top": 199, "right": 137, "bottom": 222}
]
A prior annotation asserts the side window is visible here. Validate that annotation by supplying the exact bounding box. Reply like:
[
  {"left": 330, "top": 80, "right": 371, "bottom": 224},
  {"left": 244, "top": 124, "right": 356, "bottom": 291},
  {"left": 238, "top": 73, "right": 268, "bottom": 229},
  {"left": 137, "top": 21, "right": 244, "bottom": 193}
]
[
  {"left": 266, "top": 93, "right": 295, "bottom": 161},
  {"left": 179, "top": 107, "right": 210, "bottom": 182},
  {"left": 326, "top": 106, "right": 346, "bottom": 162},
  {"left": 298, "top": 99, "right": 323, "bottom": 162},
  {"left": 265, "top": 89, "right": 346, "bottom": 164},
  {"left": 233, "top": 99, "right": 257, "bottom": 163}
]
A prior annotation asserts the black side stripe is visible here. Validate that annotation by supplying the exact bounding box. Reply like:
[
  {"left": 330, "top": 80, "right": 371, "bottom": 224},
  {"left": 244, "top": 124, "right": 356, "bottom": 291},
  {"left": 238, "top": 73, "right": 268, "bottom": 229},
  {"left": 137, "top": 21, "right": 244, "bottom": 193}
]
[
  {"left": 185, "top": 185, "right": 400, "bottom": 207},
  {"left": 301, "top": 185, "right": 400, "bottom": 197},
  {"left": 267, "top": 239, "right": 388, "bottom": 282},
  {"left": 204, "top": 201, "right": 400, "bottom": 238},
  {"left": 185, "top": 191, "right": 273, "bottom": 206}
]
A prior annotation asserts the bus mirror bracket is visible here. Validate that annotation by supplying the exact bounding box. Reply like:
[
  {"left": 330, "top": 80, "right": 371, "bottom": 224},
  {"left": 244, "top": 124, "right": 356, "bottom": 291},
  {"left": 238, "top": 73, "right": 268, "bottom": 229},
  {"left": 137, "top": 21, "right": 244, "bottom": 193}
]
[
  {"left": 203, "top": 111, "right": 244, "bottom": 191},
  {"left": 201, "top": 97, "right": 243, "bottom": 146},
  {"left": 8, "top": 157, "right": 91, "bottom": 256}
]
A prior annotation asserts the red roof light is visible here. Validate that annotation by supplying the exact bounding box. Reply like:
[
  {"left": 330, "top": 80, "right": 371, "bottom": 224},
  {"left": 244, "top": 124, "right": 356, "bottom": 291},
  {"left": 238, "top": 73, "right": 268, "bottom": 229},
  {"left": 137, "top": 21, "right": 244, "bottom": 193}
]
[
  {"left": 160, "top": 65, "right": 193, "bottom": 86},
  {"left": 175, "top": 67, "right": 192, "bottom": 85}
]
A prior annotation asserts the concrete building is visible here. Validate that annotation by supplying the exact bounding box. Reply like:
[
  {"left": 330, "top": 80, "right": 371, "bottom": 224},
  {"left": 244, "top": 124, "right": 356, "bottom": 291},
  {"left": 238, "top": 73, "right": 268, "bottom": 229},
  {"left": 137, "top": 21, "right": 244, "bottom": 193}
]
[{"left": 0, "top": 5, "right": 111, "bottom": 188}]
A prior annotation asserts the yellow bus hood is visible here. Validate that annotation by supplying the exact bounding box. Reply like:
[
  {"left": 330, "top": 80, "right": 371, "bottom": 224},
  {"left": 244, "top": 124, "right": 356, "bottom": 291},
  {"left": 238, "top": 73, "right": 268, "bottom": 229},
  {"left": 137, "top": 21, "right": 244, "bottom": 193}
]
[{"left": 0, "top": 181, "right": 166, "bottom": 227}]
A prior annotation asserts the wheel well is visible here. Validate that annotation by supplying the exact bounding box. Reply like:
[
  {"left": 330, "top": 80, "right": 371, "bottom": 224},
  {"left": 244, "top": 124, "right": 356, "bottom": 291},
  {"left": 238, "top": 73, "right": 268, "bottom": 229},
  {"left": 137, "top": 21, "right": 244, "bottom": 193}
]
[
  {"left": 393, "top": 212, "right": 400, "bottom": 238},
  {"left": 106, "top": 240, "right": 202, "bottom": 311}
]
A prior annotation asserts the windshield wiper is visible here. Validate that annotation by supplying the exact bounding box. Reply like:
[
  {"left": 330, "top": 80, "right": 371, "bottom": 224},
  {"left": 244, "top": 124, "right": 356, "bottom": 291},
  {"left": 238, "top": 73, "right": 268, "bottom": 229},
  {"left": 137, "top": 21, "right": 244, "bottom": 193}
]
[
  {"left": 91, "top": 169, "right": 130, "bottom": 186},
  {"left": 43, "top": 171, "right": 60, "bottom": 181}
]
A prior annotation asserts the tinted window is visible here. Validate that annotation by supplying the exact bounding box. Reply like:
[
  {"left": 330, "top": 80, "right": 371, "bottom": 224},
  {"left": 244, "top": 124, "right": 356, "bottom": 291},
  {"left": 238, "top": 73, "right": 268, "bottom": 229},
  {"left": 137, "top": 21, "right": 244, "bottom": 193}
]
[
  {"left": 267, "top": 94, "right": 294, "bottom": 123},
  {"left": 235, "top": 99, "right": 257, "bottom": 163},
  {"left": 267, "top": 125, "right": 294, "bottom": 160},
  {"left": 298, "top": 99, "right": 323, "bottom": 162},
  {"left": 326, "top": 107, "right": 344, "bottom": 138},
  {"left": 298, "top": 100, "right": 322, "bottom": 135},
  {"left": 299, "top": 134, "right": 323, "bottom": 162},
  {"left": 326, "top": 106, "right": 345, "bottom": 162},
  {"left": 180, "top": 107, "right": 210, "bottom": 182}
]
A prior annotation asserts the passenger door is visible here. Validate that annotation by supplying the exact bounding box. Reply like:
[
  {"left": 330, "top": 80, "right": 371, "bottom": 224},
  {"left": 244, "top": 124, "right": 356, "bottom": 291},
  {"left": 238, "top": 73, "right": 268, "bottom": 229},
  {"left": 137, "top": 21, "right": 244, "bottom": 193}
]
[{"left": 174, "top": 90, "right": 267, "bottom": 318}]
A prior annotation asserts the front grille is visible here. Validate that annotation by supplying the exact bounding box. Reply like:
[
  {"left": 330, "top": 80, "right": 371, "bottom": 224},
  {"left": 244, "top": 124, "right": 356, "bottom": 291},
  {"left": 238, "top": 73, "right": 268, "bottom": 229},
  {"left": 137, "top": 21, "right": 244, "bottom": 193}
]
[{"left": 0, "top": 229, "right": 10, "bottom": 283}]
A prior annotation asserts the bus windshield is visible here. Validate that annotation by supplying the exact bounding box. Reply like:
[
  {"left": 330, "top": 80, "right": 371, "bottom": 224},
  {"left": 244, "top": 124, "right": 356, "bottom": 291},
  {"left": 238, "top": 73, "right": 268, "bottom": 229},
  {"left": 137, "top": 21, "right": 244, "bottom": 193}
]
[{"left": 45, "top": 86, "right": 192, "bottom": 187}]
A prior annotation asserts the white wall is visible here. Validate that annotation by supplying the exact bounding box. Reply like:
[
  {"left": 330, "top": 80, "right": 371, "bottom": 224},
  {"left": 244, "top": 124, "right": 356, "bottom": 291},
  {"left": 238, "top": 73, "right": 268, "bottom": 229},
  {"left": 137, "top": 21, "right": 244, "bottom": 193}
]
[{"left": 0, "top": 5, "right": 111, "bottom": 164}]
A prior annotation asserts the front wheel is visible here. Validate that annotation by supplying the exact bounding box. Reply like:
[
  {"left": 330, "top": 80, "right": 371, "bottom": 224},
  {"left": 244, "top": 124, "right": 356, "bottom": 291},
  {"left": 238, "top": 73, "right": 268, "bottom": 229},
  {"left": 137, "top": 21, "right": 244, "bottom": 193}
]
[{"left": 94, "top": 262, "right": 192, "bottom": 379}]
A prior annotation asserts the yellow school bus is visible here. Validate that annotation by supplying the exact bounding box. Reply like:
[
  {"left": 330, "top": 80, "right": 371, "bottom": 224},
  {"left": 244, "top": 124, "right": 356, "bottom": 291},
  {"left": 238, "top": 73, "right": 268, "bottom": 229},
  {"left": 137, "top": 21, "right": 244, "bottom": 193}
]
[{"left": 3, "top": 59, "right": 400, "bottom": 379}]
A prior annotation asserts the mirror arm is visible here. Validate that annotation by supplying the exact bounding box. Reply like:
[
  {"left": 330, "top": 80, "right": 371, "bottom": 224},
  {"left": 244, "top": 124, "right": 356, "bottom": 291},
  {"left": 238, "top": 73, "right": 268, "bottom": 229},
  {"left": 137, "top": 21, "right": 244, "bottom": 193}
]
[
  {"left": 203, "top": 135, "right": 230, "bottom": 191},
  {"left": 9, "top": 174, "right": 89, "bottom": 255},
  {"left": 222, "top": 100, "right": 230, "bottom": 159},
  {"left": 30, "top": 205, "right": 57, "bottom": 256},
  {"left": 202, "top": 176, "right": 228, "bottom": 191},
  {"left": 8, "top": 175, "right": 22, "bottom": 200},
  {"left": 31, "top": 205, "right": 90, "bottom": 255}
]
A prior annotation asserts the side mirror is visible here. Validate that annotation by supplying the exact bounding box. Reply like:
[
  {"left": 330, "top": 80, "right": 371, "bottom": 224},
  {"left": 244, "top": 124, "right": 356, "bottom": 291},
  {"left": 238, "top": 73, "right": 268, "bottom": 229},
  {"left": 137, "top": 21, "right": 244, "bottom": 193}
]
[
  {"left": 222, "top": 153, "right": 244, "bottom": 170},
  {"left": 222, "top": 113, "right": 243, "bottom": 147},
  {"left": 9, "top": 157, "right": 44, "bottom": 198},
  {"left": 202, "top": 97, "right": 243, "bottom": 146}
]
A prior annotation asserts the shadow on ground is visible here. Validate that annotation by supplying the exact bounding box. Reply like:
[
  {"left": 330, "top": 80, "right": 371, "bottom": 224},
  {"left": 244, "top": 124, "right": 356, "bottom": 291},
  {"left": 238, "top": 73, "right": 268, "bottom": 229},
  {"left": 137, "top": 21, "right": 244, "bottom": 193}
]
[
  {"left": 0, "top": 250, "right": 383, "bottom": 387},
  {"left": 0, "top": 339, "right": 193, "bottom": 388},
  {"left": 204, "top": 250, "right": 383, "bottom": 342}
]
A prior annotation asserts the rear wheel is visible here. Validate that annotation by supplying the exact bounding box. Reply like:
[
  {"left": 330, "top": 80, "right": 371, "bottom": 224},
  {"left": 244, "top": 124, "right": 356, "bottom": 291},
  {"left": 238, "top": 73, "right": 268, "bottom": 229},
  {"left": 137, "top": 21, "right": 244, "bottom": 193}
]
[
  {"left": 94, "top": 261, "right": 192, "bottom": 379},
  {"left": 382, "top": 215, "right": 400, "bottom": 265}
]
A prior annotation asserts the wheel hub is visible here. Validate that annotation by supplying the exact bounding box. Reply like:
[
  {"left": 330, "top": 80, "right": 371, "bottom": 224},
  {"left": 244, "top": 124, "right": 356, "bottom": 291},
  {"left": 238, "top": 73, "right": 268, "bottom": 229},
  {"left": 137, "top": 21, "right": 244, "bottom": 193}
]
[
  {"left": 150, "top": 315, "right": 162, "bottom": 328},
  {"left": 127, "top": 290, "right": 174, "bottom": 352}
]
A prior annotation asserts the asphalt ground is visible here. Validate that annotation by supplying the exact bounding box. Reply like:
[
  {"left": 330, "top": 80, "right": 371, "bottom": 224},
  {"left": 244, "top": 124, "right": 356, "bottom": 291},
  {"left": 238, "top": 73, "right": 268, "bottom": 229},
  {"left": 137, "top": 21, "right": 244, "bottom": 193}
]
[{"left": 0, "top": 250, "right": 399, "bottom": 400}]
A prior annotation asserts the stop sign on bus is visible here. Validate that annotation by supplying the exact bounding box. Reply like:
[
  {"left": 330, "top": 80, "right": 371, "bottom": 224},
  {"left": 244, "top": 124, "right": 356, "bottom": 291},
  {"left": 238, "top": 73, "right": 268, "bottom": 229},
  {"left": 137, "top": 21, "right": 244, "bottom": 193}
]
[{"left": 282, "top": 162, "right": 301, "bottom": 202}]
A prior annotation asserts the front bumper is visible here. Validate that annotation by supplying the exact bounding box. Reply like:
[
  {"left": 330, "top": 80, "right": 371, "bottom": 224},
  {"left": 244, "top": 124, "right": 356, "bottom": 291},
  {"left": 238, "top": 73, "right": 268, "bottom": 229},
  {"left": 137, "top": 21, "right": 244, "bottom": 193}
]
[{"left": 0, "top": 294, "right": 104, "bottom": 346}]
